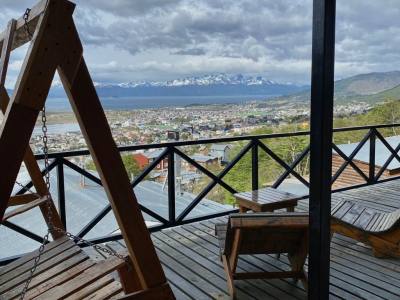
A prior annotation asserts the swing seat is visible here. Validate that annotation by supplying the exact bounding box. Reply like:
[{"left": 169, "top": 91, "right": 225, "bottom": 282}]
[{"left": 0, "top": 237, "right": 128, "bottom": 299}]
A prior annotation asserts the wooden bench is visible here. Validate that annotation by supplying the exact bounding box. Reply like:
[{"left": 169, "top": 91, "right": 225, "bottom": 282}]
[
  {"left": 331, "top": 200, "right": 400, "bottom": 258},
  {"left": 0, "top": 237, "right": 127, "bottom": 299},
  {"left": 215, "top": 213, "right": 309, "bottom": 299}
]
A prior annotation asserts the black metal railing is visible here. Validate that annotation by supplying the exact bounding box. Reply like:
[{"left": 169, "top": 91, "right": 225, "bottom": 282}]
[{"left": 2, "top": 123, "right": 400, "bottom": 265}]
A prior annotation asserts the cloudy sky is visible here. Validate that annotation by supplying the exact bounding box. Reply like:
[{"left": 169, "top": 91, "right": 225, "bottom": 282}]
[{"left": 1, "top": 0, "right": 399, "bottom": 87}]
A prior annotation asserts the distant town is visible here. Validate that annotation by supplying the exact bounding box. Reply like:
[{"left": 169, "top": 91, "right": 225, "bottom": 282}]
[{"left": 29, "top": 100, "right": 371, "bottom": 154}]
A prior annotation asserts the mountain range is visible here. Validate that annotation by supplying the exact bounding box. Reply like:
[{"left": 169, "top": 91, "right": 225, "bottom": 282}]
[
  {"left": 41, "top": 71, "right": 400, "bottom": 105},
  {"left": 48, "top": 73, "right": 308, "bottom": 98}
]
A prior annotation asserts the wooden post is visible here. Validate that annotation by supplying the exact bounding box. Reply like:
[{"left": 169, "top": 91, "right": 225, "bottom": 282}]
[{"left": 309, "top": 0, "right": 336, "bottom": 298}]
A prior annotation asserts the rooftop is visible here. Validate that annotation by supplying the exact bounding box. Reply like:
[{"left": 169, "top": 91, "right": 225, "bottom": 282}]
[
  {"left": 2, "top": 166, "right": 231, "bottom": 259},
  {"left": 336, "top": 135, "right": 400, "bottom": 172}
]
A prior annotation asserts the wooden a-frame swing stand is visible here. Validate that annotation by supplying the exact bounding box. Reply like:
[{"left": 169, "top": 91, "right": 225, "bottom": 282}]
[{"left": 0, "top": 0, "right": 175, "bottom": 299}]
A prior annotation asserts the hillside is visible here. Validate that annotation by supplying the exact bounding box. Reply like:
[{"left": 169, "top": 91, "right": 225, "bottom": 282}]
[
  {"left": 279, "top": 71, "right": 400, "bottom": 104},
  {"left": 335, "top": 71, "right": 400, "bottom": 96}
]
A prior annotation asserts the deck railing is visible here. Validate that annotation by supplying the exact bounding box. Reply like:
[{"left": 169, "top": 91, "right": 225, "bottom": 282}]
[{"left": 2, "top": 123, "right": 400, "bottom": 265}]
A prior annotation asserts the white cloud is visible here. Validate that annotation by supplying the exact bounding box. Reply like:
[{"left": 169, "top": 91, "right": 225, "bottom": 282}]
[{"left": 0, "top": 0, "right": 399, "bottom": 86}]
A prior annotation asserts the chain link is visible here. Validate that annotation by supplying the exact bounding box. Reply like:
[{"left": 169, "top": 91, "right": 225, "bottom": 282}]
[
  {"left": 18, "top": 8, "right": 129, "bottom": 300},
  {"left": 52, "top": 226, "right": 129, "bottom": 261},
  {"left": 23, "top": 8, "right": 32, "bottom": 39}
]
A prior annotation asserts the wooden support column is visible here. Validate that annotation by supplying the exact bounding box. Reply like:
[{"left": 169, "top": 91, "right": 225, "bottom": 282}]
[{"left": 309, "top": 0, "right": 336, "bottom": 299}]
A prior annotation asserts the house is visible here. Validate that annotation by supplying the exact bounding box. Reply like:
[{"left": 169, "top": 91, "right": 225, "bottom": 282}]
[
  {"left": 332, "top": 135, "right": 400, "bottom": 188},
  {"left": 133, "top": 149, "right": 168, "bottom": 170},
  {"left": 184, "top": 154, "right": 219, "bottom": 171},
  {"left": 210, "top": 144, "right": 232, "bottom": 164},
  {"left": 132, "top": 153, "right": 149, "bottom": 170}
]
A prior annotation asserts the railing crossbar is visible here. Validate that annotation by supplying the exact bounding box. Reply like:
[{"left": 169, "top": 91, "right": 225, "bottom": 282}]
[
  {"left": 176, "top": 141, "right": 253, "bottom": 222},
  {"left": 16, "top": 158, "right": 58, "bottom": 195},
  {"left": 272, "top": 145, "right": 310, "bottom": 188},
  {"left": 5, "top": 123, "right": 400, "bottom": 266},
  {"left": 173, "top": 147, "right": 237, "bottom": 194},
  {"left": 258, "top": 141, "right": 309, "bottom": 187},
  {"left": 374, "top": 131, "right": 400, "bottom": 180},
  {"left": 332, "top": 144, "right": 369, "bottom": 183},
  {"left": 62, "top": 159, "right": 102, "bottom": 186},
  {"left": 331, "top": 130, "right": 371, "bottom": 184},
  {"left": 131, "top": 148, "right": 169, "bottom": 188}
]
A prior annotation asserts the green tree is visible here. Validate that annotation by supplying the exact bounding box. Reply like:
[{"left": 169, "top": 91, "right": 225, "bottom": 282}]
[
  {"left": 86, "top": 154, "right": 141, "bottom": 179},
  {"left": 121, "top": 154, "right": 141, "bottom": 179}
]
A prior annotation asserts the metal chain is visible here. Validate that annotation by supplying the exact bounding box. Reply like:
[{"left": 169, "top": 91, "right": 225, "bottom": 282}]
[
  {"left": 23, "top": 8, "right": 32, "bottom": 39},
  {"left": 52, "top": 226, "right": 128, "bottom": 261},
  {"left": 18, "top": 8, "right": 129, "bottom": 300}
]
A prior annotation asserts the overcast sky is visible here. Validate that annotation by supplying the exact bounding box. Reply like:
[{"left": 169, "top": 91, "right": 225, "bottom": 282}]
[{"left": 1, "top": 0, "right": 399, "bottom": 87}]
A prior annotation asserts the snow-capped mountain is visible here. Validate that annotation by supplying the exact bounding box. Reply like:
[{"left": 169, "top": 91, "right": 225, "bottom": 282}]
[
  {"left": 49, "top": 73, "right": 307, "bottom": 98},
  {"left": 93, "top": 74, "right": 285, "bottom": 88}
]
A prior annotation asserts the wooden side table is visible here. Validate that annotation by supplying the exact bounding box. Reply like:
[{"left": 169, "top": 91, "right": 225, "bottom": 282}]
[{"left": 234, "top": 187, "right": 302, "bottom": 213}]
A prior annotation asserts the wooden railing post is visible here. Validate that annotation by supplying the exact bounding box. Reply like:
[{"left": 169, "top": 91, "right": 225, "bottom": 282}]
[
  {"left": 252, "top": 139, "right": 259, "bottom": 191},
  {"left": 56, "top": 158, "right": 67, "bottom": 228},
  {"left": 168, "top": 147, "right": 176, "bottom": 223},
  {"left": 369, "top": 129, "right": 376, "bottom": 184}
]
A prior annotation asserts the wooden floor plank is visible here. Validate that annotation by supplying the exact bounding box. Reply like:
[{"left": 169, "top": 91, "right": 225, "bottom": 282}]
[
  {"left": 157, "top": 228, "right": 281, "bottom": 300},
  {"left": 154, "top": 232, "right": 252, "bottom": 300},
  {"left": 182, "top": 222, "right": 307, "bottom": 300}
]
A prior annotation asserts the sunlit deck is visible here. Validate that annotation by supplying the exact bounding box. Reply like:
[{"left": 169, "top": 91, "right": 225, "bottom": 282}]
[{"left": 86, "top": 180, "right": 400, "bottom": 300}]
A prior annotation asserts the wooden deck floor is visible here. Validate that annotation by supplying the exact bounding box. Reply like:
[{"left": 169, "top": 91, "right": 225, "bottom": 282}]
[{"left": 89, "top": 181, "right": 400, "bottom": 299}]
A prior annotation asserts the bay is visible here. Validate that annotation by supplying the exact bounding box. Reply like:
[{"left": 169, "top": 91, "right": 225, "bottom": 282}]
[{"left": 45, "top": 94, "right": 273, "bottom": 112}]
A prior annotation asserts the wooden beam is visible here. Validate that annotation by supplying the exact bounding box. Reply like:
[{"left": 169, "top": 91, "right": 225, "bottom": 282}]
[
  {"left": 8, "top": 194, "right": 40, "bottom": 206},
  {"left": 55, "top": 11, "right": 171, "bottom": 293},
  {"left": 309, "top": 0, "right": 336, "bottom": 299},
  {"left": 58, "top": 56, "right": 170, "bottom": 291},
  {"left": 0, "top": 18, "right": 64, "bottom": 236},
  {"left": 0, "top": 0, "right": 64, "bottom": 221},
  {"left": 0, "top": 19, "right": 16, "bottom": 87},
  {"left": 3, "top": 196, "right": 49, "bottom": 221},
  {"left": 0, "top": 0, "right": 75, "bottom": 55}
]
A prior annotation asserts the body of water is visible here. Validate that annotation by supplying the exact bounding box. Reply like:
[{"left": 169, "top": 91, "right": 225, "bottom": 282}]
[
  {"left": 32, "top": 123, "right": 81, "bottom": 136},
  {"left": 45, "top": 94, "right": 274, "bottom": 112}
]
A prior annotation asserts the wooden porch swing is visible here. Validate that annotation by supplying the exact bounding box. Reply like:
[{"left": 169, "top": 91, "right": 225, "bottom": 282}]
[{"left": 0, "top": 0, "right": 175, "bottom": 299}]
